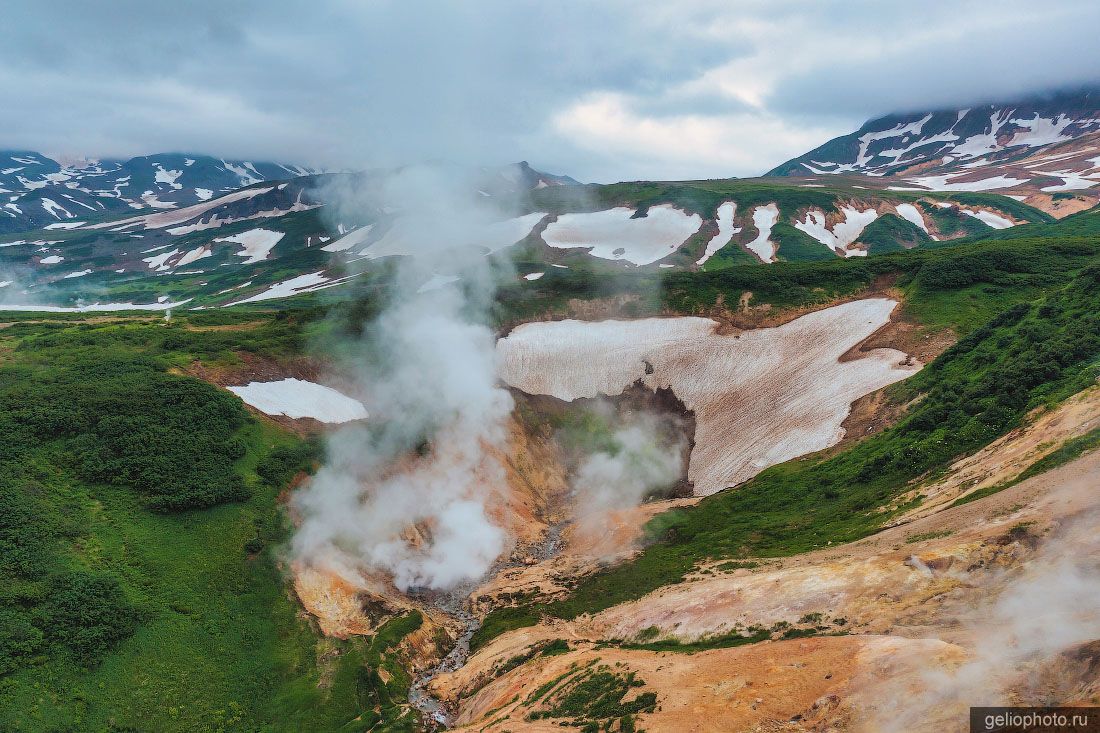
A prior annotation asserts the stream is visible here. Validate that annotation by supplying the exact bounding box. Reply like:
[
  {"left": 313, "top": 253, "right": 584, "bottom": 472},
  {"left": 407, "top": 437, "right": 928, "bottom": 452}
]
[
  {"left": 406, "top": 524, "right": 565, "bottom": 729},
  {"left": 407, "top": 607, "right": 479, "bottom": 729}
]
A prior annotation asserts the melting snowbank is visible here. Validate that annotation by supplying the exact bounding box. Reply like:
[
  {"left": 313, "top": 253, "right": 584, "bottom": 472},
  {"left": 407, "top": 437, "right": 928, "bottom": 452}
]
[
  {"left": 745, "top": 204, "right": 779, "bottom": 263},
  {"left": 497, "top": 299, "right": 919, "bottom": 495},
  {"left": 215, "top": 227, "right": 285, "bottom": 264},
  {"left": 795, "top": 206, "right": 878, "bottom": 256},
  {"left": 228, "top": 378, "right": 368, "bottom": 423},
  {"left": 696, "top": 202, "right": 739, "bottom": 265},
  {"left": 541, "top": 205, "right": 701, "bottom": 265}
]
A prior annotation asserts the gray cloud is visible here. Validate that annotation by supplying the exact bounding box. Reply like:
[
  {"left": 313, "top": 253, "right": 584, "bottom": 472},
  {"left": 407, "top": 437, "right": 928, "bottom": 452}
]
[{"left": 1, "top": 0, "right": 1097, "bottom": 181}]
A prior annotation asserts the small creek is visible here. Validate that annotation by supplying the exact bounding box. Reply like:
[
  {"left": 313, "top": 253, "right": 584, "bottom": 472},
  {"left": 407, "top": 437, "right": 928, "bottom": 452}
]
[{"left": 406, "top": 524, "right": 564, "bottom": 729}]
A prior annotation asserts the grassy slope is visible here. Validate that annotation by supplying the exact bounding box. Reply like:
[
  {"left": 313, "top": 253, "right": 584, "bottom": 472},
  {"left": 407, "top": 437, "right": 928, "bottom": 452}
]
[
  {"left": 859, "top": 213, "right": 930, "bottom": 254},
  {"left": 0, "top": 315, "right": 417, "bottom": 732}
]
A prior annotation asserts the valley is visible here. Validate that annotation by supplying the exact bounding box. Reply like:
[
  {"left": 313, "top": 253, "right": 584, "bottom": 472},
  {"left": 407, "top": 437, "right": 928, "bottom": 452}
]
[{"left": 2, "top": 87, "right": 1099, "bottom": 733}]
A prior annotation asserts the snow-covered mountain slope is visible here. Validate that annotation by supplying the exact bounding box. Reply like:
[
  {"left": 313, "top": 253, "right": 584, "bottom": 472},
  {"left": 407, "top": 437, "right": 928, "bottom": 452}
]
[
  {"left": 768, "top": 89, "right": 1100, "bottom": 216},
  {"left": 0, "top": 171, "right": 1047, "bottom": 315},
  {"left": 0, "top": 162, "right": 584, "bottom": 310},
  {"left": 0, "top": 151, "right": 318, "bottom": 234}
]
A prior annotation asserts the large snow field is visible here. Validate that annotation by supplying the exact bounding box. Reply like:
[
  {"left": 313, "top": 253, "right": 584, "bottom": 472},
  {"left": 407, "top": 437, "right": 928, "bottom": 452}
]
[
  {"left": 541, "top": 205, "right": 701, "bottom": 265},
  {"left": 228, "top": 378, "right": 367, "bottom": 423},
  {"left": 745, "top": 204, "right": 778, "bottom": 263},
  {"left": 695, "top": 202, "right": 739, "bottom": 265},
  {"left": 497, "top": 299, "right": 919, "bottom": 495}
]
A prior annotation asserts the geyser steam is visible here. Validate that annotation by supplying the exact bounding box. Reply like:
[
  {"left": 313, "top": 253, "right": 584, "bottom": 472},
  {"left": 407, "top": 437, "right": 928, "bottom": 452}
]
[
  {"left": 290, "top": 165, "right": 519, "bottom": 591},
  {"left": 568, "top": 406, "right": 686, "bottom": 551}
]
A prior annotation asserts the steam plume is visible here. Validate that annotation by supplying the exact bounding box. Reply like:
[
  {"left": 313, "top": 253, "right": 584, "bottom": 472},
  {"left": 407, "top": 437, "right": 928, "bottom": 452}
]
[
  {"left": 291, "top": 165, "right": 519, "bottom": 591},
  {"left": 568, "top": 406, "right": 686, "bottom": 552},
  {"left": 861, "top": 512, "right": 1100, "bottom": 731}
]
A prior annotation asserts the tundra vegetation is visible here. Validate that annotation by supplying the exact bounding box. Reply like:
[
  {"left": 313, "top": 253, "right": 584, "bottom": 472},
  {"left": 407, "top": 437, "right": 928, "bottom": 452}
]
[{"left": 0, "top": 204, "right": 1098, "bottom": 730}]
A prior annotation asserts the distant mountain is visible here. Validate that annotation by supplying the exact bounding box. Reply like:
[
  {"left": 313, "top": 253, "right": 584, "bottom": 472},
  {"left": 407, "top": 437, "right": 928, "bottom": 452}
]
[
  {"left": 768, "top": 89, "right": 1100, "bottom": 214},
  {"left": 491, "top": 161, "right": 580, "bottom": 190},
  {"left": 0, "top": 152, "right": 319, "bottom": 234},
  {"left": 0, "top": 159, "right": 589, "bottom": 310}
]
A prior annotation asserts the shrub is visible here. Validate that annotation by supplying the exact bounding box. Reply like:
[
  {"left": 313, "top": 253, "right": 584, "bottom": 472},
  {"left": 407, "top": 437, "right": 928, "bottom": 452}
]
[
  {"left": 0, "top": 610, "right": 44, "bottom": 674},
  {"left": 42, "top": 573, "right": 138, "bottom": 665}
]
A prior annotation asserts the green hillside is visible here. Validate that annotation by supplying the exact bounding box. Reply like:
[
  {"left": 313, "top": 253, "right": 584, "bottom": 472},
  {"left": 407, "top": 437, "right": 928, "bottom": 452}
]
[{"left": 2, "top": 206, "right": 1099, "bottom": 730}]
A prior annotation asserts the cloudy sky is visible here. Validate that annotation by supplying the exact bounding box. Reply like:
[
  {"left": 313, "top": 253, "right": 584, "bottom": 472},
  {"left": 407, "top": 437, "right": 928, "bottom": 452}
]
[{"left": 2, "top": 0, "right": 1099, "bottom": 182}]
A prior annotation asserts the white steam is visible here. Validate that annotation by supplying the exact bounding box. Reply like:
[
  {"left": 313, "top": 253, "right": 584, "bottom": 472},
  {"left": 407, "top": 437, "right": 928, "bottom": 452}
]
[
  {"left": 861, "top": 512, "right": 1100, "bottom": 731},
  {"left": 290, "top": 165, "right": 519, "bottom": 591},
  {"left": 569, "top": 408, "right": 685, "bottom": 549}
]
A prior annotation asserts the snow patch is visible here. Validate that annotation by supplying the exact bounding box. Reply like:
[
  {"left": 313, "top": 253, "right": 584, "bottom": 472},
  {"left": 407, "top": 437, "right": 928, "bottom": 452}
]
[
  {"left": 417, "top": 274, "right": 461, "bottom": 293},
  {"left": 322, "top": 224, "right": 373, "bottom": 252},
  {"left": 214, "top": 228, "right": 285, "bottom": 264},
  {"left": 961, "top": 209, "right": 1015, "bottom": 229},
  {"left": 745, "top": 204, "right": 779, "bottom": 263},
  {"left": 227, "top": 379, "right": 367, "bottom": 423},
  {"left": 0, "top": 299, "right": 190, "bottom": 313},
  {"left": 175, "top": 246, "right": 212, "bottom": 267},
  {"left": 224, "top": 271, "right": 357, "bottom": 305},
  {"left": 906, "top": 174, "right": 1026, "bottom": 192},
  {"left": 143, "top": 249, "right": 180, "bottom": 271},
  {"left": 894, "top": 203, "right": 930, "bottom": 235},
  {"left": 154, "top": 165, "right": 183, "bottom": 188},
  {"left": 541, "top": 205, "right": 701, "bottom": 266},
  {"left": 696, "top": 202, "right": 740, "bottom": 265},
  {"left": 795, "top": 206, "right": 877, "bottom": 256},
  {"left": 360, "top": 212, "right": 545, "bottom": 259}
]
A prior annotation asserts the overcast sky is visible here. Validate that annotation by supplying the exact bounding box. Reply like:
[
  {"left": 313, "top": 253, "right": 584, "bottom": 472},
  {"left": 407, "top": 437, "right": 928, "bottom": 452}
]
[{"left": 2, "top": 0, "right": 1099, "bottom": 182}]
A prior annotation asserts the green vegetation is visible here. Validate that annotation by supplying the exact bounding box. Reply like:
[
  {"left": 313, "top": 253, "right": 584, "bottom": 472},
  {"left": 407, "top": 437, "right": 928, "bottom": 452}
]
[
  {"left": 772, "top": 222, "right": 836, "bottom": 261},
  {"left": 526, "top": 664, "right": 657, "bottom": 731},
  {"left": 1015, "top": 426, "right": 1100, "bottom": 482},
  {"left": 905, "top": 529, "right": 954, "bottom": 544},
  {"left": 858, "top": 213, "right": 930, "bottom": 254},
  {"left": 354, "top": 612, "right": 425, "bottom": 731},
  {"left": 0, "top": 314, "right": 397, "bottom": 732},
  {"left": 714, "top": 559, "right": 761, "bottom": 571}
]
